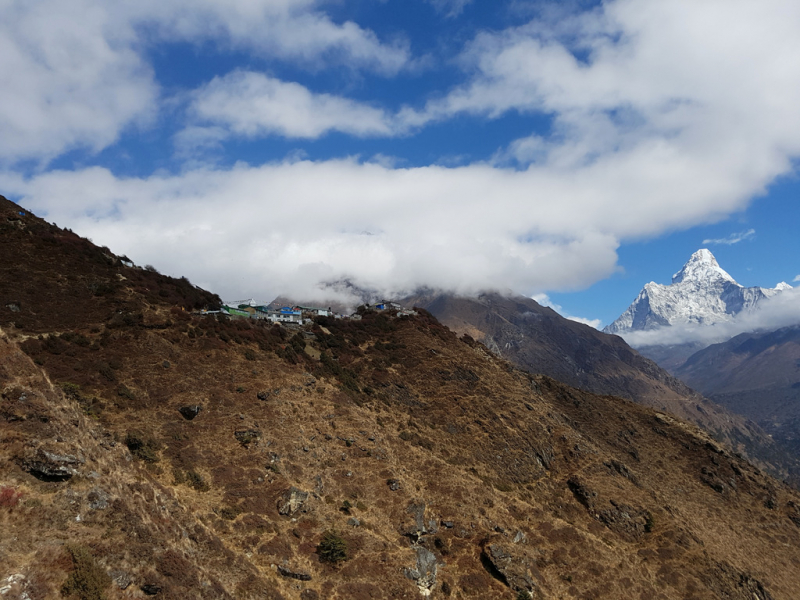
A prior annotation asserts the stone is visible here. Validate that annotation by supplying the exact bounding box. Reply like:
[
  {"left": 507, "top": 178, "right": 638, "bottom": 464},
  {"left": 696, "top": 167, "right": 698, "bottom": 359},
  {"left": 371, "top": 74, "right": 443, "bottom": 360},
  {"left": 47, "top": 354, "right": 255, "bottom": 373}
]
[
  {"left": 387, "top": 478, "right": 401, "bottom": 491},
  {"left": 110, "top": 570, "right": 131, "bottom": 590},
  {"left": 20, "top": 446, "right": 83, "bottom": 481},
  {"left": 87, "top": 487, "right": 110, "bottom": 510},
  {"left": 441, "top": 520, "right": 454, "bottom": 529},
  {"left": 178, "top": 405, "right": 201, "bottom": 420},
  {"left": 277, "top": 565, "right": 312, "bottom": 581},
  {"left": 482, "top": 544, "right": 540, "bottom": 596},
  {"left": 404, "top": 502, "right": 427, "bottom": 540},
  {"left": 257, "top": 391, "right": 269, "bottom": 401},
  {"left": 348, "top": 517, "right": 361, "bottom": 527},
  {"left": 405, "top": 547, "right": 437, "bottom": 597},
  {"left": 277, "top": 487, "right": 309, "bottom": 516},
  {"left": 141, "top": 583, "right": 162, "bottom": 595}
]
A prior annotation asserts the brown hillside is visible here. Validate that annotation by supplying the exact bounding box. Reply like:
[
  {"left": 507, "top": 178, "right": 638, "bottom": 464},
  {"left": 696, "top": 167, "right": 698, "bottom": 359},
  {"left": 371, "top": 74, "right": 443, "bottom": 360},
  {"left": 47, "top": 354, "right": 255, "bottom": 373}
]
[
  {"left": 2, "top": 195, "right": 800, "bottom": 599},
  {"left": 402, "top": 291, "right": 798, "bottom": 482}
]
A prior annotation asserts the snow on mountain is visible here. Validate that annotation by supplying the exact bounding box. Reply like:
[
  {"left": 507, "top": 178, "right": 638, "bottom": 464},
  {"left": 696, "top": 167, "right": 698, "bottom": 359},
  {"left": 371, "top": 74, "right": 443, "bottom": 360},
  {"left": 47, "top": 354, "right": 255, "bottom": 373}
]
[{"left": 604, "top": 249, "right": 792, "bottom": 335}]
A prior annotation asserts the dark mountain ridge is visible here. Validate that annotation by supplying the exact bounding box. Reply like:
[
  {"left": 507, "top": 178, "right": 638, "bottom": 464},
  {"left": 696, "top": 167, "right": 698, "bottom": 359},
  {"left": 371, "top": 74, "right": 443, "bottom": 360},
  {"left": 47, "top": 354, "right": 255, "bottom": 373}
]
[{"left": 675, "top": 325, "right": 800, "bottom": 457}]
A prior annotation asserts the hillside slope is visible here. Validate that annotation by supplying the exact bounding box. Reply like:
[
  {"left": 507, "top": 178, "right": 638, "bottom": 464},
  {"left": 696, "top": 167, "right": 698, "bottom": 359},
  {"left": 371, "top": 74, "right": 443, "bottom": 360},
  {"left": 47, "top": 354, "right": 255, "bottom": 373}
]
[
  {"left": 676, "top": 325, "right": 800, "bottom": 456},
  {"left": 401, "top": 291, "right": 797, "bottom": 481},
  {"left": 2, "top": 196, "right": 800, "bottom": 599}
]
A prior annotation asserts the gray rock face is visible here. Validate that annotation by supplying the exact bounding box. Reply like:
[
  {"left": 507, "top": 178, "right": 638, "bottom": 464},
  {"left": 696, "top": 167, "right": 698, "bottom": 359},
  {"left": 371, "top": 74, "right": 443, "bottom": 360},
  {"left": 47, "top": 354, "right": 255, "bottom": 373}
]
[
  {"left": 110, "top": 570, "right": 132, "bottom": 590},
  {"left": 87, "top": 487, "right": 110, "bottom": 510},
  {"left": 20, "top": 446, "right": 83, "bottom": 481},
  {"left": 405, "top": 547, "right": 437, "bottom": 597},
  {"left": 402, "top": 502, "right": 430, "bottom": 541},
  {"left": 483, "top": 544, "right": 540, "bottom": 596},
  {"left": 277, "top": 487, "right": 309, "bottom": 516}
]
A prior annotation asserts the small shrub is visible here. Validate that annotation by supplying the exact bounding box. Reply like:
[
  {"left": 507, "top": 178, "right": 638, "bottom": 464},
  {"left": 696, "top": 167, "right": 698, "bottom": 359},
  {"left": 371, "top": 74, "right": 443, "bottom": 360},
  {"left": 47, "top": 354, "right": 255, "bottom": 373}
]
[
  {"left": 97, "top": 362, "right": 116, "bottom": 382},
  {"left": 318, "top": 530, "right": 348, "bottom": 564},
  {"left": 340, "top": 500, "right": 352, "bottom": 515},
  {"left": 61, "top": 382, "right": 81, "bottom": 399},
  {"left": 186, "top": 470, "right": 209, "bottom": 492},
  {"left": 218, "top": 506, "right": 242, "bottom": 521},
  {"left": 117, "top": 386, "right": 136, "bottom": 401},
  {"left": 244, "top": 349, "right": 256, "bottom": 361},
  {"left": 172, "top": 468, "right": 186, "bottom": 485},
  {"left": 124, "top": 431, "right": 160, "bottom": 463},
  {"left": 644, "top": 512, "right": 655, "bottom": 533},
  {"left": 60, "top": 545, "right": 111, "bottom": 600}
]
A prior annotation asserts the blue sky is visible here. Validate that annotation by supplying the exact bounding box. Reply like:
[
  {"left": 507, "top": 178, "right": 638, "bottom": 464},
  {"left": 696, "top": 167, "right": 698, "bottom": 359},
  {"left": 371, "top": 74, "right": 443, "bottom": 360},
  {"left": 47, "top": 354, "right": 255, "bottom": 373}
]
[{"left": 1, "top": 0, "right": 799, "bottom": 327}]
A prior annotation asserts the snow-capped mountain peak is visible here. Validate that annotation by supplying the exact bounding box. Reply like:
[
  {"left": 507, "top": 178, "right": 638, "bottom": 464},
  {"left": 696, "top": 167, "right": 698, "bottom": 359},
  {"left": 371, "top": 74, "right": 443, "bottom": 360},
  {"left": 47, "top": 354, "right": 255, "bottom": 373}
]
[
  {"left": 671, "top": 249, "right": 737, "bottom": 285},
  {"left": 604, "top": 249, "right": 790, "bottom": 335}
]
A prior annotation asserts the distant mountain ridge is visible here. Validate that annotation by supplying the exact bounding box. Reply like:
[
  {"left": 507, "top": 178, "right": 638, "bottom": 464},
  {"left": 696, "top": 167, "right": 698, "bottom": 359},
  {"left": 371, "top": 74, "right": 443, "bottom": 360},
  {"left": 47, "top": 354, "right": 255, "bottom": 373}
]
[
  {"left": 604, "top": 249, "right": 791, "bottom": 335},
  {"left": 401, "top": 290, "right": 799, "bottom": 481},
  {"left": 675, "top": 325, "right": 800, "bottom": 457}
]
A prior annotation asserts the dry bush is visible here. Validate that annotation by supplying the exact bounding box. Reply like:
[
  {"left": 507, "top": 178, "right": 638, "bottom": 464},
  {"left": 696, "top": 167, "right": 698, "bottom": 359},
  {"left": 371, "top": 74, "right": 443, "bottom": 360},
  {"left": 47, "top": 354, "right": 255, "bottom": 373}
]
[{"left": 60, "top": 545, "right": 111, "bottom": 600}]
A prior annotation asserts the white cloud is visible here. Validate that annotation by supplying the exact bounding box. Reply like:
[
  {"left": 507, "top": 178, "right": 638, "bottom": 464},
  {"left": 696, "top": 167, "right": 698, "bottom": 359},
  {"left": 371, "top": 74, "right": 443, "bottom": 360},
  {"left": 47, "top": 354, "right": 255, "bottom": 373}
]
[
  {"left": 2, "top": 161, "right": 624, "bottom": 303},
  {"left": 427, "top": 0, "right": 473, "bottom": 18},
  {"left": 406, "top": 1, "right": 800, "bottom": 210},
  {"left": 134, "top": 0, "right": 410, "bottom": 74},
  {"left": 0, "top": 0, "right": 409, "bottom": 164},
  {"left": 702, "top": 229, "right": 755, "bottom": 246},
  {"left": 794, "top": 275, "right": 800, "bottom": 283},
  {"left": 186, "top": 71, "right": 397, "bottom": 141},
  {"left": 532, "top": 294, "right": 601, "bottom": 329},
  {"left": 566, "top": 316, "right": 602, "bottom": 329},
  {"left": 621, "top": 287, "right": 800, "bottom": 347},
  {"left": 0, "top": 0, "right": 157, "bottom": 164}
]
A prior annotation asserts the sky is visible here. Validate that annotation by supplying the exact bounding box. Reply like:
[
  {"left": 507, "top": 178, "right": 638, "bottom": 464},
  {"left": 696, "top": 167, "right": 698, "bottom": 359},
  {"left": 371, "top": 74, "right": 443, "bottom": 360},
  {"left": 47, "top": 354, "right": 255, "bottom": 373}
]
[{"left": 1, "top": 0, "right": 799, "bottom": 328}]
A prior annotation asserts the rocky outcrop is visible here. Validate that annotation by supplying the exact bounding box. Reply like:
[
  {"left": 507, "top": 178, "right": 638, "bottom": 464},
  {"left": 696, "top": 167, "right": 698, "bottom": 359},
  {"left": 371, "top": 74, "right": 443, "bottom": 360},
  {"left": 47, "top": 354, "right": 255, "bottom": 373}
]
[
  {"left": 19, "top": 445, "right": 83, "bottom": 481},
  {"left": 277, "top": 487, "right": 309, "bottom": 516},
  {"left": 405, "top": 547, "right": 437, "bottom": 597},
  {"left": 481, "top": 543, "right": 540, "bottom": 597}
]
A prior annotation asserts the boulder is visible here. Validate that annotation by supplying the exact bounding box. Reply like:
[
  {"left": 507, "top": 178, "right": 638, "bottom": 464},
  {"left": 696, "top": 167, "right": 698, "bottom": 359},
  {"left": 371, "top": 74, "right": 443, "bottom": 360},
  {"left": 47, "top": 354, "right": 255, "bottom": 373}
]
[
  {"left": 482, "top": 544, "right": 540, "bottom": 597},
  {"left": 20, "top": 446, "right": 83, "bottom": 481},
  {"left": 87, "top": 487, "right": 110, "bottom": 510},
  {"left": 277, "top": 487, "right": 309, "bottom": 516},
  {"left": 405, "top": 546, "right": 437, "bottom": 597},
  {"left": 178, "top": 405, "right": 201, "bottom": 420}
]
